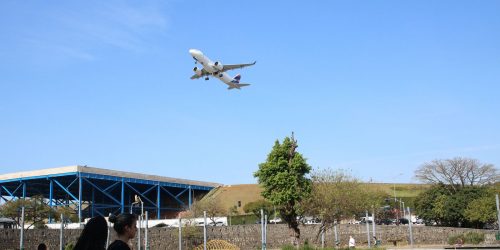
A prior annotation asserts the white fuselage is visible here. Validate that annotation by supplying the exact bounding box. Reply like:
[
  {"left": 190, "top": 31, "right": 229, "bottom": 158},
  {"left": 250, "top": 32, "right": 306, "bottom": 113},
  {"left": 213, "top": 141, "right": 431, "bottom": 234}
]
[{"left": 189, "top": 49, "right": 234, "bottom": 84}]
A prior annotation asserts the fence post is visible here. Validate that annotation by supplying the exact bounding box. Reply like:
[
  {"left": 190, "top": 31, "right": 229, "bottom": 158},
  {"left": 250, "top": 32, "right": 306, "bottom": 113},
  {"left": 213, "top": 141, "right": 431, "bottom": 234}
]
[
  {"left": 407, "top": 207, "right": 414, "bottom": 247},
  {"left": 106, "top": 213, "right": 111, "bottom": 248},
  {"left": 334, "top": 223, "right": 338, "bottom": 247},
  {"left": 203, "top": 211, "right": 207, "bottom": 250},
  {"left": 20, "top": 206, "right": 25, "bottom": 250},
  {"left": 261, "top": 209, "right": 264, "bottom": 250},
  {"left": 264, "top": 214, "right": 267, "bottom": 250},
  {"left": 145, "top": 211, "right": 149, "bottom": 250},
  {"left": 60, "top": 214, "right": 64, "bottom": 250},
  {"left": 178, "top": 218, "right": 182, "bottom": 250}
]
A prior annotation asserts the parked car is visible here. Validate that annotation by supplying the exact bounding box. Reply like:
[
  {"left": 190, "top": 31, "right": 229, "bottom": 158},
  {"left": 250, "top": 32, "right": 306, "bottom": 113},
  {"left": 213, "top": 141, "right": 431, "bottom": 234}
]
[
  {"left": 398, "top": 218, "right": 409, "bottom": 225},
  {"left": 414, "top": 218, "right": 424, "bottom": 225},
  {"left": 360, "top": 218, "right": 373, "bottom": 224},
  {"left": 483, "top": 223, "right": 498, "bottom": 230},
  {"left": 208, "top": 221, "right": 225, "bottom": 226},
  {"left": 305, "top": 218, "right": 321, "bottom": 224},
  {"left": 269, "top": 217, "right": 282, "bottom": 224},
  {"left": 376, "top": 219, "right": 393, "bottom": 225}
]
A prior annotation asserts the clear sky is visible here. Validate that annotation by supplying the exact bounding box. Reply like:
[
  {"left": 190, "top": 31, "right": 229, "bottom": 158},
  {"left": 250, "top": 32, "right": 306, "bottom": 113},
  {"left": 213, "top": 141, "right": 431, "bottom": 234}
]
[{"left": 1, "top": 1, "right": 499, "bottom": 185}]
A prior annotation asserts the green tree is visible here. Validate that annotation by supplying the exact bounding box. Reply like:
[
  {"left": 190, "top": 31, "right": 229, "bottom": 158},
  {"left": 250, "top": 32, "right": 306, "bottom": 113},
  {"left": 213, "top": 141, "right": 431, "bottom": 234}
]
[
  {"left": 254, "top": 133, "right": 312, "bottom": 245},
  {"left": 464, "top": 196, "right": 496, "bottom": 226},
  {"left": 414, "top": 184, "right": 488, "bottom": 227},
  {"left": 0, "top": 195, "right": 55, "bottom": 228},
  {"left": 464, "top": 184, "right": 500, "bottom": 227},
  {"left": 243, "top": 200, "right": 273, "bottom": 220}
]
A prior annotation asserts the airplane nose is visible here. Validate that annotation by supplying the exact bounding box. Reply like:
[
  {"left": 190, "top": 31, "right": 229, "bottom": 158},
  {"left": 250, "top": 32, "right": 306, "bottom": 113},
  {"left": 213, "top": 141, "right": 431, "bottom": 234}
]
[{"left": 189, "top": 49, "right": 202, "bottom": 56}]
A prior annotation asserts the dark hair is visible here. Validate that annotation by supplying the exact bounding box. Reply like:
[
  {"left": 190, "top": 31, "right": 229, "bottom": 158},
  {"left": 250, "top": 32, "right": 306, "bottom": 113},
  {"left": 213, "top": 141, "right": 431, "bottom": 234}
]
[
  {"left": 73, "top": 216, "right": 108, "bottom": 250},
  {"left": 109, "top": 213, "right": 137, "bottom": 235},
  {"left": 37, "top": 243, "right": 47, "bottom": 250}
]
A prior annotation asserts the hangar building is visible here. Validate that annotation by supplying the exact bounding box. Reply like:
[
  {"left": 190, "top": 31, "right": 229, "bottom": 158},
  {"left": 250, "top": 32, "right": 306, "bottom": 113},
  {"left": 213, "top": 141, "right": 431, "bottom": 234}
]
[{"left": 0, "top": 165, "right": 220, "bottom": 222}]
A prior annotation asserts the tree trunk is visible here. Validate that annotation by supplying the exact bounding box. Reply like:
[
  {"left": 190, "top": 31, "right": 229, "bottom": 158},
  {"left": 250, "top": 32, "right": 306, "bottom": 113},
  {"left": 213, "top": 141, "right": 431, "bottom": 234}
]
[{"left": 288, "top": 221, "right": 301, "bottom": 247}]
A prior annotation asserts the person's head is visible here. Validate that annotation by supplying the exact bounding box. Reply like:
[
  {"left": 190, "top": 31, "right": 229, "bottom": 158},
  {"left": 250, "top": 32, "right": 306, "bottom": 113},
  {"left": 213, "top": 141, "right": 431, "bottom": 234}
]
[
  {"left": 37, "top": 243, "right": 47, "bottom": 250},
  {"left": 109, "top": 213, "right": 138, "bottom": 239},
  {"left": 73, "top": 216, "right": 108, "bottom": 250}
]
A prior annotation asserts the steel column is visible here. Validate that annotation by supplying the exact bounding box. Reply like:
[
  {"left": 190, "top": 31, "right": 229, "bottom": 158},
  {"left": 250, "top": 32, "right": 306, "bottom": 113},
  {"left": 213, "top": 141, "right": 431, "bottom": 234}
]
[
  {"left": 157, "top": 184, "right": 161, "bottom": 219},
  {"left": 188, "top": 186, "right": 192, "bottom": 209},
  {"left": 22, "top": 181, "right": 26, "bottom": 199},
  {"left": 78, "top": 175, "right": 82, "bottom": 223},
  {"left": 121, "top": 179, "right": 125, "bottom": 214},
  {"left": 92, "top": 187, "right": 95, "bottom": 217},
  {"left": 49, "top": 180, "right": 53, "bottom": 223}
]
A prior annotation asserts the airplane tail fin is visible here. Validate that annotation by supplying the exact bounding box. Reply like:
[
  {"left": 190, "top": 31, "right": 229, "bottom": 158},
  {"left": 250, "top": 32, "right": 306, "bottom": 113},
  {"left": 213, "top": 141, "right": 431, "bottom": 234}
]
[
  {"left": 232, "top": 74, "right": 241, "bottom": 83},
  {"left": 227, "top": 83, "right": 250, "bottom": 90},
  {"left": 227, "top": 74, "right": 250, "bottom": 89}
]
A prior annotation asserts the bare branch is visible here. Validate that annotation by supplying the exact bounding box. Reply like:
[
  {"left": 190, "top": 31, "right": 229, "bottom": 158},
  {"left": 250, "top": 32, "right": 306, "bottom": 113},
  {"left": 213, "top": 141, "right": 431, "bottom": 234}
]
[{"left": 415, "top": 157, "right": 498, "bottom": 190}]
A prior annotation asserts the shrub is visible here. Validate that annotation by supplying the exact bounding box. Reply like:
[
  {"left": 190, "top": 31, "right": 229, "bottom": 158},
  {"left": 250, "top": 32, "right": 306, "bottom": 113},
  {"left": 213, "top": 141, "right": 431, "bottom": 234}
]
[
  {"left": 64, "top": 243, "right": 74, "bottom": 250},
  {"left": 463, "top": 231, "right": 485, "bottom": 244},
  {"left": 447, "top": 231, "right": 484, "bottom": 245}
]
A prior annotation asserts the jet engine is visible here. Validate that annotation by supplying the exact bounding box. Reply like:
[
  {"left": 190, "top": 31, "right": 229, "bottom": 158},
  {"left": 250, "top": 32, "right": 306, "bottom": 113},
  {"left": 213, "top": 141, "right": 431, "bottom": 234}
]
[
  {"left": 193, "top": 66, "right": 203, "bottom": 76},
  {"left": 213, "top": 61, "right": 223, "bottom": 71}
]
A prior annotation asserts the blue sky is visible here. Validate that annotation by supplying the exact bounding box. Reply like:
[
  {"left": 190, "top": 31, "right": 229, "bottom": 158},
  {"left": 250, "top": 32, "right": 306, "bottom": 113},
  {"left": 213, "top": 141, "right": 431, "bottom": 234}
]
[{"left": 1, "top": 1, "right": 499, "bottom": 185}]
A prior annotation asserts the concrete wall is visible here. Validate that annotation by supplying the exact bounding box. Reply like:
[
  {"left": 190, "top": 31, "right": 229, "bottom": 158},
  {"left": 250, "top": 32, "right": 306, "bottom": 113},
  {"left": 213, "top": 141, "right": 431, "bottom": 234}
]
[{"left": 0, "top": 224, "right": 498, "bottom": 250}]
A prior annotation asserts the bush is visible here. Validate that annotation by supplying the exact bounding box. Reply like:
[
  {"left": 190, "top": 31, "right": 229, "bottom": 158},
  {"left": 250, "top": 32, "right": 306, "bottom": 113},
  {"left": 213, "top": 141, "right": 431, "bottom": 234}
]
[
  {"left": 447, "top": 231, "right": 484, "bottom": 245},
  {"left": 230, "top": 214, "right": 259, "bottom": 225},
  {"left": 463, "top": 231, "right": 485, "bottom": 244},
  {"left": 64, "top": 243, "right": 74, "bottom": 250}
]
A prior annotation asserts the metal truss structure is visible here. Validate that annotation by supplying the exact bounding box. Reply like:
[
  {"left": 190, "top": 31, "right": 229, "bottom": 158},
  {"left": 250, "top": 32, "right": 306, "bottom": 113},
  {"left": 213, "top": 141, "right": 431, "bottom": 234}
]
[{"left": 0, "top": 166, "right": 219, "bottom": 222}]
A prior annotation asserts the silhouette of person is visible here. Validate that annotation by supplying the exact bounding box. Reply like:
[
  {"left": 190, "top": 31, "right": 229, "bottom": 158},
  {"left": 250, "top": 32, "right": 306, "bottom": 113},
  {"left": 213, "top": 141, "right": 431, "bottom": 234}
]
[{"left": 73, "top": 216, "right": 108, "bottom": 250}]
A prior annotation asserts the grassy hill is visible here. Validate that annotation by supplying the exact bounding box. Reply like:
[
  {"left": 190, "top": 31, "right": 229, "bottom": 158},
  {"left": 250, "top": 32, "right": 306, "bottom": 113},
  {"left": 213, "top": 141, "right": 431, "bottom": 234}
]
[{"left": 204, "top": 183, "right": 430, "bottom": 215}]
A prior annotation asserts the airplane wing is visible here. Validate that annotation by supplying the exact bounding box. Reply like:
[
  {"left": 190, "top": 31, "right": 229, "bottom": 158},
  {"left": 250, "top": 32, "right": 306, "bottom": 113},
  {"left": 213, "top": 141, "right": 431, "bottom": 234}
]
[
  {"left": 190, "top": 68, "right": 210, "bottom": 79},
  {"left": 222, "top": 61, "right": 256, "bottom": 72}
]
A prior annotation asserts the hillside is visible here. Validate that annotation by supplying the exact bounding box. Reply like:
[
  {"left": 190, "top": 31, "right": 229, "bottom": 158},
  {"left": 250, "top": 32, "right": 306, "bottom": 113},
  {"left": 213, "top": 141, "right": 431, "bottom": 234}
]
[{"left": 203, "top": 183, "right": 430, "bottom": 214}]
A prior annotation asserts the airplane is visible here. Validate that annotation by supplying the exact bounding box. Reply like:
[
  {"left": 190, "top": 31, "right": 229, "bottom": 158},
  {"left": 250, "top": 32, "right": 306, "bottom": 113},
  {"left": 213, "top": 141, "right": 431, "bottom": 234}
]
[{"left": 189, "top": 49, "right": 256, "bottom": 90}]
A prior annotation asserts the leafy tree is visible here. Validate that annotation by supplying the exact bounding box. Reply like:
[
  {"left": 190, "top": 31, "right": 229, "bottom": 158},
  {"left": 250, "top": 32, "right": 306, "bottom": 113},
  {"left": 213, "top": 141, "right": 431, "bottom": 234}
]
[
  {"left": 0, "top": 195, "right": 55, "bottom": 228},
  {"left": 464, "top": 184, "right": 500, "bottom": 227},
  {"left": 415, "top": 157, "right": 498, "bottom": 192},
  {"left": 304, "top": 169, "right": 384, "bottom": 235},
  {"left": 243, "top": 200, "right": 273, "bottom": 220},
  {"left": 254, "top": 133, "right": 312, "bottom": 245},
  {"left": 464, "top": 196, "right": 496, "bottom": 226},
  {"left": 414, "top": 184, "right": 488, "bottom": 227}
]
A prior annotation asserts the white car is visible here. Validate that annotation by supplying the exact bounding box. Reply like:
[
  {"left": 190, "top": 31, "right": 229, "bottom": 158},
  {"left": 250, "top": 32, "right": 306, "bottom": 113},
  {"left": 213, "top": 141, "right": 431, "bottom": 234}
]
[{"left": 270, "top": 218, "right": 282, "bottom": 224}]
